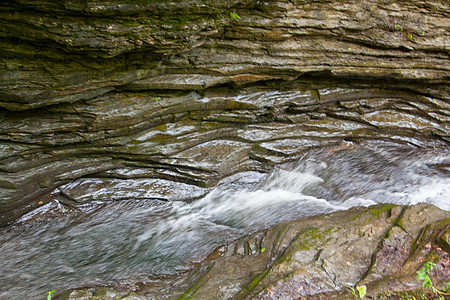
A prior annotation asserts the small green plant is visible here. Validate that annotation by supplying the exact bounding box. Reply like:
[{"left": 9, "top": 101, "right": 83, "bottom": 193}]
[
  {"left": 47, "top": 290, "right": 55, "bottom": 300},
  {"left": 417, "top": 262, "right": 450, "bottom": 298},
  {"left": 417, "top": 261, "right": 435, "bottom": 289},
  {"left": 260, "top": 247, "right": 266, "bottom": 253},
  {"left": 155, "top": 97, "right": 160, "bottom": 102},
  {"left": 443, "top": 282, "right": 450, "bottom": 292},
  {"left": 230, "top": 11, "right": 241, "bottom": 21},
  {"left": 394, "top": 24, "right": 403, "bottom": 31},
  {"left": 357, "top": 285, "right": 367, "bottom": 299},
  {"left": 349, "top": 284, "right": 367, "bottom": 299},
  {"left": 376, "top": 289, "right": 390, "bottom": 300}
]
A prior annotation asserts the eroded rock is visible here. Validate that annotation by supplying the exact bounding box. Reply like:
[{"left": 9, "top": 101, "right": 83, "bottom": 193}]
[
  {"left": 1, "top": 0, "right": 449, "bottom": 224},
  {"left": 60, "top": 203, "right": 449, "bottom": 300}
]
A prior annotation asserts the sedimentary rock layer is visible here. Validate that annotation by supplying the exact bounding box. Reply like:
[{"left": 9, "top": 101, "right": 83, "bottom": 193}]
[
  {"left": 1, "top": 84, "right": 449, "bottom": 226},
  {"left": 1, "top": 0, "right": 449, "bottom": 110}
]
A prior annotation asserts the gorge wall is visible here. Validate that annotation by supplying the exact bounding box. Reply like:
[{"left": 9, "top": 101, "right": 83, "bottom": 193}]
[{"left": 1, "top": 0, "right": 449, "bottom": 225}]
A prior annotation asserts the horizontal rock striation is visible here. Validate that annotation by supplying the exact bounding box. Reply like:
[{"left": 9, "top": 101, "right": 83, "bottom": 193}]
[
  {"left": 1, "top": 84, "right": 449, "bottom": 226},
  {"left": 1, "top": 0, "right": 450, "bottom": 224},
  {"left": 1, "top": 0, "right": 449, "bottom": 110}
]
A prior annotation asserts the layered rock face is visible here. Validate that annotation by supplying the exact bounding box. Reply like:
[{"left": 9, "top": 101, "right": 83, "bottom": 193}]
[
  {"left": 1, "top": 0, "right": 449, "bottom": 225},
  {"left": 0, "top": 1, "right": 449, "bottom": 299}
]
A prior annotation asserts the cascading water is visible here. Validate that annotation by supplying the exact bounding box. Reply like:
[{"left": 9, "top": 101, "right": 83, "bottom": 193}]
[{"left": 0, "top": 142, "right": 449, "bottom": 299}]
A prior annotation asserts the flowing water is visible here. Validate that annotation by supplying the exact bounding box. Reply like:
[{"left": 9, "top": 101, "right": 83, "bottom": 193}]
[{"left": 0, "top": 142, "right": 449, "bottom": 299}]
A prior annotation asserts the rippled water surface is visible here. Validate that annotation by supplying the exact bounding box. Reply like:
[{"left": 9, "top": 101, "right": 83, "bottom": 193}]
[{"left": 1, "top": 142, "right": 449, "bottom": 299}]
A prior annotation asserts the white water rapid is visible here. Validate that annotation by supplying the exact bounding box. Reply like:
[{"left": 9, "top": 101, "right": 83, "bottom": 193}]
[{"left": 0, "top": 142, "right": 449, "bottom": 299}]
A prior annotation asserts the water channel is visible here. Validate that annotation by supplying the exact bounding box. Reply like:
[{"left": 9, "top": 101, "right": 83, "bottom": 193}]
[{"left": 0, "top": 141, "right": 449, "bottom": 299}]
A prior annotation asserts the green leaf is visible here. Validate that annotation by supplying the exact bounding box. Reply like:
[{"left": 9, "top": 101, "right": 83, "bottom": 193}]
[
  {"left": 230, "top": 11, "right": 241, "bottom": 21},
  {"left": 347, "top": 285, "right": 356, "bottom": 297},
  {"left": 417, "top": 270, "right": 426, "bottom": 281},
  {"left": 47, "top": 290, "right": 55, "bottom": 300},
  {"left": 422, "top": 277, "right": 432, "bottom": 288},
  {"left": 357, "top": 285, "right": 367, "bottom": 299},
  {"left": 443, "top": 281, "right": 450, "bottom": 292},
  {"left": 425, "top": 262, "right": 435, "bottom": 272}
]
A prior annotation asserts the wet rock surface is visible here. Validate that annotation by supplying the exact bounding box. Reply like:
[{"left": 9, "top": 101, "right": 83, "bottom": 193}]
[
  {"left": 1, "top": 0, "right": 449, "bottom": 224},
  {"left": 61, "top": 203, "right": 449, "bottom": 300},
  {"left": 1, "top": 84, "right": 449, "bottom": 226},
  {"left": 0, "top": 1, "right": 449, "bottom": 299},
  {"left": 1, "top": 0, "right": 449, "bottom": 111}
]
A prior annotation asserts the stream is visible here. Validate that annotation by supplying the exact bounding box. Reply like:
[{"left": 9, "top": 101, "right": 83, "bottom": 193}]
[{"left": 0, "top": 141, "right": 449, "bottom": 299}]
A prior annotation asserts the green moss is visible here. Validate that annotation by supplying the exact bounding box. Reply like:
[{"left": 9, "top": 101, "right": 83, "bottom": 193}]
[
  {"left": 351, "top": 211, "right": 365, "bottom": 221},
  {"left": 149, "top": 134, "right": 171, "bottom": 145},
  {"left": 310, "top": 89, "right": 320, "bottom": 100},
  {"left": 271, "top": 223, "right": 289, "bottom": 254},
  {"left": 300, "top": 227, "right": 339, "bottom": 247},
  {"left": 235, "top": 268, "right": 272, "bottom": 300},
  {"left": 92, "top": 288, "right": 108, "bottom": 297},
  {"left": 396, "top": 217, "right": 407, "bottom": 232},
  {"left": 126, "top": 34, "right": 137, "bottom": 40},
  {"left": 123, "top": 128, "right": 131, "bottom": 136},
  {"left": 251, "top": 144, "right": 264, "bottom": 155},
  {"left": 155, "top": 124, "right": 167, "bottom": 131},
  {"left": 37, "top": 24, "right": 48, "bottom": 31},
  {"left": 199, "top": 122, "right": 223, "bottom": 132},
  {"left": 129, "top": 138, "right": 142, "bottom": 145},
  {"left": 0, "top": 180, "right": 15, "bottom": 190},
  {"left": 178, "top": 264, "right": 214, "bottom": 300},
  {"left": 159, "top": 19, "right": 189, "bottom": 27},
  {"left": 363, "top": 204, "right": 400, "bottom": 227},
  {"left": 276, "top": 227, "right": 340, "bottom": 265},
  {"left": 244, "top": 241, "right": 251, "bottom": 255},
  {"left": 121, "top": 20, "right": 142, "bottom": 27},
  {"left": 369, "top": 204, "right": 397, "bottom": 217},
  {"left": 54, "top": 289, "right": 72, "bottom": 300}
]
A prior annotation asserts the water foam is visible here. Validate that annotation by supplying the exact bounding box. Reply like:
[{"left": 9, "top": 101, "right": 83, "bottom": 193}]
[{"left": 1, "top": 143, "right": 449, "bottom": 299}]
